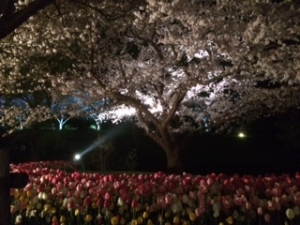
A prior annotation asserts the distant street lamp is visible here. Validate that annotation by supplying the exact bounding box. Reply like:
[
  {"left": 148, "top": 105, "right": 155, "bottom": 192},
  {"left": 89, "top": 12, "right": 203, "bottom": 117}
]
[{"left": 238, "top": 132, "right": 246, "bottom": 138}]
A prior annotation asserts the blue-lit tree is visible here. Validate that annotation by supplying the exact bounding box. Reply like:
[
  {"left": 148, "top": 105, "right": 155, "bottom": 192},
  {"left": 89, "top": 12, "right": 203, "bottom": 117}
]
[{"left": 1, "top": 0, "right": 300, "bottom": 173}]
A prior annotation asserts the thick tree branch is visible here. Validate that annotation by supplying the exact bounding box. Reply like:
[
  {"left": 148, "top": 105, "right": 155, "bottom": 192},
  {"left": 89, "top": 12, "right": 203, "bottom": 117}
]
[
  {"left": 162, "top": 89, "right": 187, "bottom": 129},
  {"left": 110, "top": 92, "right": 161, "bottom": 127}
]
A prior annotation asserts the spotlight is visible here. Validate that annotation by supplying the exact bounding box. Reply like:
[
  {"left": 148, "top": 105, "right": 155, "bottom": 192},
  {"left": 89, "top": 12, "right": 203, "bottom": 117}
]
[{"left": 74, "top": 153, "right": 81, "bottom": 161}]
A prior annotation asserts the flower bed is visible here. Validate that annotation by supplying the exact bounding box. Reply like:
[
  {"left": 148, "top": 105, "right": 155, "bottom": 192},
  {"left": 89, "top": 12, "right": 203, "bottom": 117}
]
[{"left": 10, "top": 161, "right": 300, "bottom": 225}]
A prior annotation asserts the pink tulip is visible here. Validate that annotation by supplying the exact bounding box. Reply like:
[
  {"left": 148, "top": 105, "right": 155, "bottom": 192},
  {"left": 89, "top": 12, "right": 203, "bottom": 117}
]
[
  {"left": 257, "top": 207, "right": 264, "bottom": 216},
  {"left": 165, "top": 193, "right": 173, "bottom": 205},
  {"left": 51, "top": 187, "right": 58, "bottom": 195},
  {"left": 195, "top": 206, "right": 205, "bottom": 217},
  {"left": 271, "top": 187, "right": 282, "bottom": 197},
  {"left": 264, "top": 213, "right": 270, "bottom": 223},
  {"left": 245, "top": 202, "right": 252, "bottom": 210},
  {"left": 221, "top": 196, "right": 232, "bottom": 210},
  {"left": 233, "top": 196, "right": 243, "bottom": 207},
  {"left": 76, "top": 184, "right": 83, "bottom": 192},
  {"left": 104, "top": 192, "right": 111, "bottom": 200}
]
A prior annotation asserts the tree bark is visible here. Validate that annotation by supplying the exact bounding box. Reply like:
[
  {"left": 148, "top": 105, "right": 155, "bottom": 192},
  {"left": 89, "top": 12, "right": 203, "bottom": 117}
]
[{"left": 166, "top": 147, "right": 183, "bottom": 174}]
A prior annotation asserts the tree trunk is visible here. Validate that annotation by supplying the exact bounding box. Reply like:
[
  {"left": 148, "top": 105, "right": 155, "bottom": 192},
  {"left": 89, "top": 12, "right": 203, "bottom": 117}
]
[{"left": 166, "top": 147, "right": 183, "bottom": 174}]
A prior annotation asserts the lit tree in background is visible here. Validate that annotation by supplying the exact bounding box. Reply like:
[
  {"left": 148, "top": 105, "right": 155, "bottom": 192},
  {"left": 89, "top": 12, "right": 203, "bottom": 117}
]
[{"left": 1, "top": 0, "right": 300, "bottom": 173}]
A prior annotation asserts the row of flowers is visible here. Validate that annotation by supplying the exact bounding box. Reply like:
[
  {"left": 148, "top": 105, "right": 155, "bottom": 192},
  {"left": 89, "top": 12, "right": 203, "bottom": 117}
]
[{"left": 10, "top": 161, "right": 300, "bottom": 225}]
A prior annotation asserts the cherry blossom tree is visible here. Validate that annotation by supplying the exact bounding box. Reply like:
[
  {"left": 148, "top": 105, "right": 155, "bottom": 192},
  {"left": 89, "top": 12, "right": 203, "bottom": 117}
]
[{"left": 1, "top": 0, "right": 300, "bottom": 173}]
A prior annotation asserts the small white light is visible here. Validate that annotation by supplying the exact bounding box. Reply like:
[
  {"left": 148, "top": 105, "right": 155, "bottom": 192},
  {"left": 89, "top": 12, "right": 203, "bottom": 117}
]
[
  {"left": 238, "top": 132, "right": 246, "bottom": 138},
  {"left": 74, "top": 154, "right": 81, "bottom": 161}
]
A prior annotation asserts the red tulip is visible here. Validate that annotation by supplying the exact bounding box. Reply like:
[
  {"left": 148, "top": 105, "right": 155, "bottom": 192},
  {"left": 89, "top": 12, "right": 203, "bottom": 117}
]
[
  {"left": 97, "top": 198, "right": 103, "bottom": 206},
  {"left": 68, "top": 200, "right": 75, "bottom": 210},
  {"left": 83, "top": 196, "right": 92, "bottom": 207},
  {"left": 131, "top": 199, "right": 138, "bottom": 208},
  {"left": 104, "top": 199, "right": 110, "bottom": 208}
]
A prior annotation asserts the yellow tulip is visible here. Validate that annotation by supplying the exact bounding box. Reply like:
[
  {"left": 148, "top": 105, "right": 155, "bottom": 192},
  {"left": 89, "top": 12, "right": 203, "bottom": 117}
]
[
  {"left": 44, "top": 204, "right": 51, "bottom": 212},
  {"left": 182, "top": 220, "right": 190, "bottom": 225},
  {"left": 60, "top": 215, "right": 66, "bottom": 222},
  {"left": 24, "top": 197, "right": 30, "bottom": 204},
  {"left": 165, "top": 211, "right": 171, "bottom": 218},
  {"left": 173, "top": 215, "right": 180, "bottom": 224},
  {"left": 92, "top": 202, "right": 98, "bottom": 209},
  {"left": 120, "top": 217, "right": 126, "bottom": 225},
  {"left": 50, "top": 208, "right": 56, "bottom": 215},
  {"left": 36, "top": 203, "right": 42, "bottom": 210},
  {"left": 85, "top": 214, "right": 93, "bottom": 222},
  {"left": 19, "top": 196, "right": 25, "bottom": 202},
  {"left": 26, "top": 190, "right": 32, "bottom": 198},
  {"left": 142, "top": 211, "right": 149, "bottom": 219},
  {"left": 131, "top": 219, "right": 138, "bottom": 225},
  {"left": 75, "top": 209, "right": 80, "bottom": 216},
  {"left": 111, "top": 216, "right": 119, "bottom": 225},
  {"left": 188, "top": 212, "right": 196, "bottom": 221},
  {"left": 158, "top": 215, "right": 163, "bottom": 223},
  {"left": 137, "top": 217, "right": 143, "bottom": 224},
  {"left": 147, "top": 219, "right": 153, "bottom": 225},
  {"left": 226, "top": 216, "right": 234, "bottom": 225}
]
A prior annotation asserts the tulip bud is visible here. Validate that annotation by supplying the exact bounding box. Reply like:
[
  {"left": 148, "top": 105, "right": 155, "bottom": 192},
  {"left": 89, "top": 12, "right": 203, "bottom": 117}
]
[
  {"left": 75, "top": 209, "right": 80, "bottom": 216},
  {"left": 85, "top": 214, "right": 93, "bottom": 222},
  {"left": 41, "top": 192, "right": 48, "bottom": 201},
  {"left": 131, "top": 200, "right": 138, "bottom": 209},
  {"left": 111, "top": 216, "right": 119, "bottom": 225},
  {"left": 142, "top": 211, "right": 149, "bottom": 219},
  {"left": 182, "top": 194, "right": 189, "bottom": 204},
  {"left": 189, "top": 212, "right": 196, "bottom": 221},
  {"left": 84, "top": 196, "right": 92, "bottom": 207},
  {"left": 117, "top": 197, "right": 124, "bottom": 207},
  {"left": 293, "top": 206, "right": 300, "bottom": 216},
  {"left": 226, "top": 216, "right": 234, "bottom": 224},
  {"left": 173, "top": 215, "right": 180, "bottom": 224},
  {"left": 104, "top": 200, "right": 110, "bottom": 208},
  {"left": 104, "top": 192, "right": 111, "bottom": 200},
  {"left": 97, "top": 198, "right": 103, "bottom": 207},
  {"left": 165, "top": 193, "right": 173, "bottom": 205},
  {"left": 60, "top": 215, "right": 66, "bottom": 222},
  {"left": 67, "top": 201, "right": 74, "bottom": 211}
]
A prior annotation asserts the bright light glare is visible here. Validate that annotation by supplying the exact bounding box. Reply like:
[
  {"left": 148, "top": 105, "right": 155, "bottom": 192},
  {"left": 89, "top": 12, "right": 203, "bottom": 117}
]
[
  {"left": 238, "top": 132, "right": 246, "bottom": 138},
  {"left": 74, "top": 154, "right": 81, "bottom": 161}
]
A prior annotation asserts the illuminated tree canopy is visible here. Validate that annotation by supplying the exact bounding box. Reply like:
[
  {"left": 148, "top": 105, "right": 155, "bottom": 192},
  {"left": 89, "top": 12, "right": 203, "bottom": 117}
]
[{"left": 1, "top": 0, "right": 300, "bottom": 172}]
